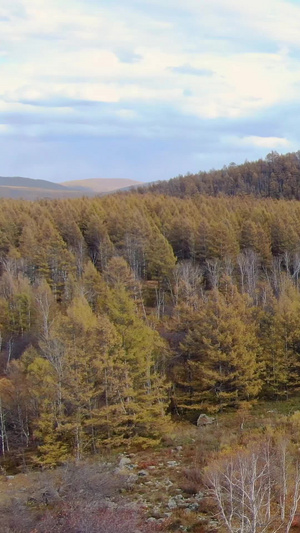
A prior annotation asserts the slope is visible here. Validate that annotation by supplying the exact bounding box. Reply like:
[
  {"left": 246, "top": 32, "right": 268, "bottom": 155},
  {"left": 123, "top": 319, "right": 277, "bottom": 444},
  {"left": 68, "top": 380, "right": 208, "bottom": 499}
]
[
  {"left": 61, "top": 178, "right": 142, "bottom": 193},
  {"left": 142, "top": 151, "right": 300, "bottom": 200}
]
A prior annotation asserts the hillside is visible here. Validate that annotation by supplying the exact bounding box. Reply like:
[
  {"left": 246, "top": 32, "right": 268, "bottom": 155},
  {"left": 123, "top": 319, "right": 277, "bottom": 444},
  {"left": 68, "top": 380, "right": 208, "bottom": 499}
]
[
  {"left": 0, "top": 176, "right": 142, "bottom": 199},
  {"left": 0, "top": 176, "right": 90, "bottom": 200},
  {"left": 0, "top": 177, "right": 67, "bottom": 190},
  {"left": 61, "top": 177, "right": 142, "bottom": 193},
  {"left": 141, "top": 150, "right": 300, "bottom": 200},
  {"left": 2, "top": 192, "right": 300, "bottom": 530}
]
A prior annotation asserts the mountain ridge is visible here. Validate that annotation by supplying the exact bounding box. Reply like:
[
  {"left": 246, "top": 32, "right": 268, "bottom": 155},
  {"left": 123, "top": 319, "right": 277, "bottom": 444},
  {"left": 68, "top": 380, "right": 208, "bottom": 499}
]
[
  {"left": 0, "top": 176, "right": 68, "bottom": 190},
  {"left": 139, "top": 151, "right": 300, "bottom": 201},
  {"left": 0, "top": 176, "right": 144, "bottom": 199}
]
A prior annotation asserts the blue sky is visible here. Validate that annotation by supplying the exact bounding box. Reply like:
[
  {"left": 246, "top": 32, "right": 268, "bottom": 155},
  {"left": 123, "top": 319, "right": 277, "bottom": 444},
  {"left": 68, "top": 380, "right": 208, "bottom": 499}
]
[{"left": 1, "top": 0, "right": 300, "bottom": 182}]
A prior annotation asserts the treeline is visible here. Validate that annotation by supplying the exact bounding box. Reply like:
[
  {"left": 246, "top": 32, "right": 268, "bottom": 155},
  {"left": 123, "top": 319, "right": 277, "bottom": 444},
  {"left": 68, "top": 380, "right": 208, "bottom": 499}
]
[
  {"left": 141, "top": 150, "right": 300, "bottom": 199},
  {"left": 2, "top": 193, "right": 300, "bottom": 464}
]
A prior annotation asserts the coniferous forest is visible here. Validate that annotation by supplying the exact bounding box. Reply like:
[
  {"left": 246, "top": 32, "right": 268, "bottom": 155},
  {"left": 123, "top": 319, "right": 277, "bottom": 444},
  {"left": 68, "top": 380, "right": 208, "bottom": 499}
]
[{"left": 4, "top": 155, "right": 300, "bottom": 531}]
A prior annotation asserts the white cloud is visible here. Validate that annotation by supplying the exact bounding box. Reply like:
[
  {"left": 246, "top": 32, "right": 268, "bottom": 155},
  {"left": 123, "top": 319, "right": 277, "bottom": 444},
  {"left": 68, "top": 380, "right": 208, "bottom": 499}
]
[
  {"left": 240, "top": 136, "right": 291, "bottom": 148},
  {"left": 1, "top": 0, "right": 300, "bottom": 148},
  {"left": 211, "top": 0, "right": 300, "bottom": 47}
]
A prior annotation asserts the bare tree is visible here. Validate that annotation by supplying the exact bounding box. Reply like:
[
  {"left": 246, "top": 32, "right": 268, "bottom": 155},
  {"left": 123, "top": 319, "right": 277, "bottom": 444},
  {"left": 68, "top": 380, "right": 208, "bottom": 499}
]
[
  {"left": 237, "top": 250, "right": 260, "bottom": 300},
  {"left": 292, "top": 251, "right": 300, "bottom": 289},
  {"left": 206, "top": 258, "right": 221, "bottom": 289},
  {"left": 170, "top": 261, "right": 203, "bottom": 309},
  {"left": 206, "top": 439, "right": 300, "bottom": 533}
]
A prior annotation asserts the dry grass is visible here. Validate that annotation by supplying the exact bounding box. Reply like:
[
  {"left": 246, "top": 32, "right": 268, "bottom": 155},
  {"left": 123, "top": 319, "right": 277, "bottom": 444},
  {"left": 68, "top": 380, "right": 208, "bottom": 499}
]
[{"left": 0, "top": 460, "right": 155, "bottom": 533}]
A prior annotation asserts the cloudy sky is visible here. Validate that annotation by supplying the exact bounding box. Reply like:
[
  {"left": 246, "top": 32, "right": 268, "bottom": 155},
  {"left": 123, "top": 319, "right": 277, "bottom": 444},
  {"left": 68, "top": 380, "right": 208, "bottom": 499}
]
[{"left": 1, "top": 0, "right": 300, "bottom": 182}]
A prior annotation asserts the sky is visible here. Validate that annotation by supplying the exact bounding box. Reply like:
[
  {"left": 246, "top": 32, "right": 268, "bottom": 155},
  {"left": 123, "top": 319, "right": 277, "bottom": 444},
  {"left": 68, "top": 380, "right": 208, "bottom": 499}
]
[{"left": 1, "top": 0, "right": 300, "bottom": 183}]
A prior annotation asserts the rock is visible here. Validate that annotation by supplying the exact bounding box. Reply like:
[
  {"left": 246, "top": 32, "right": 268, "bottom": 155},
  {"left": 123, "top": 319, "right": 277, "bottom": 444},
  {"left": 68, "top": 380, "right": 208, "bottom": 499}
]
[
  {"left": 167, "top": 460, "right": 178, "bottom": 467},
  {"left": 119, "top": 456, "right": 131, "bottom": 468},
  {"left": 168, "top": 497, "right": 177, "bottom": 509},
  {"left": 196, "top": 413, "right": 215, "bottom": 427},
  {"left": 188, "top": 503, "right": 199, "bottom": 511},
  {"left": 138, "top": 469, "right": 148, "bottom": 477}
]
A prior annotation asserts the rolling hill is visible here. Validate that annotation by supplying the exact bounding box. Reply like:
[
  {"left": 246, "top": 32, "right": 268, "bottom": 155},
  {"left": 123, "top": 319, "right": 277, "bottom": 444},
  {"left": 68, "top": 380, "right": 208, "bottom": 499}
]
[
  {"left": 0, "top": 177, "right": 143, "bottom": 200},
  {"left": 61, "top": 178, "right": 142, "bottom": 193}
]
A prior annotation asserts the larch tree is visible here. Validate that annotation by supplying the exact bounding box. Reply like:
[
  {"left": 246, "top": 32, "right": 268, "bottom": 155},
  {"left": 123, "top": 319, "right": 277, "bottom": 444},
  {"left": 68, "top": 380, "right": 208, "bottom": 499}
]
[
  {"left": 107, "top": 284, "right": 169, "bottom": 447},
  {"left": 178, "top": 281, "right": 261, "bottom": 412},
  {"left": 259, "top": 279, "right": 300, "bottom": 399}
]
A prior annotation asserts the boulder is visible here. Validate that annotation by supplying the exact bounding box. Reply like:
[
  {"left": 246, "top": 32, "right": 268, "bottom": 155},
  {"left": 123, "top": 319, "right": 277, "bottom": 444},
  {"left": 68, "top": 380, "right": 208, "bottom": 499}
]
[
  {"left": 119, "top": 456, "right": 131, "bottom": 469},
  {"left": 197, "top": 413, "right": 215, "bottom": 427},
  {"left": 168, "top": 498, "right": 177, "bottom": 510}
]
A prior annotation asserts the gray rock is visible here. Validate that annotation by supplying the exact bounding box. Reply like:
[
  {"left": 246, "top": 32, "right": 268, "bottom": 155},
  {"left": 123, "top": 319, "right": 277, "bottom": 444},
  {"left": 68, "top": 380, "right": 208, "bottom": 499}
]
[
  {"left": 119, "top": 456, "right": 131, "bottom": 468},
  {"left": 189, "top": 503, "right": 199, "bottom": 511},
  {"left": 168, "top": 497, "right": 178, "bottom": 509},
  {"left": 167, "top": 460, "right": 178, "bottom": 467},
  {"left": 197, "top": 413, "right": 215, "bottom": 427},
  {"left": 138, "top": 469, "right": 148, "bottom": 477}
]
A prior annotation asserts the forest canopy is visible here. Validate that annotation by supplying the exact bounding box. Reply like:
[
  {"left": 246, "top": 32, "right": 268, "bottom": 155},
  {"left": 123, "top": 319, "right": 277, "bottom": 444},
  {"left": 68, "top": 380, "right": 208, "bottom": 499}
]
[
  {"left": 1, "top": 186, "right": 300, "bottom": 464},
  {"left": 142, "top": 151, "right": 300, "bottom": 200}
]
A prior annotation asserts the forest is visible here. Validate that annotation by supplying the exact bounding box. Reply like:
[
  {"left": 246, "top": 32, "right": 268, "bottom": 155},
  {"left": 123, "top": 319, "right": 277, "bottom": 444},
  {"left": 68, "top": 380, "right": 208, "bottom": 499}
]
[
  {"left": 1, "top": 187, "right": 300, "bottom": 467},
  {"left": 2, "top": 163, "right": 300, "bottom": 531},
  {"left": 143, "top": 150, "right": 300, "bottom": 200}
]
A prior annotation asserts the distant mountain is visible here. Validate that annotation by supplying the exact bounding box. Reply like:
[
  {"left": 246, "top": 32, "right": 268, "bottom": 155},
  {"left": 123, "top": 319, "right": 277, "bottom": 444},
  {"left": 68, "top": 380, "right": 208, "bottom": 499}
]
[
  {"left": 0, "top": 176, "right": 143, "bottom": 200},
  {"left": 61, "top": 178, "right": 142, "bottom": 193},
  {"left": 0, "top": 176, "right": 91, "bottom": 200},
  {"left": 0, "top": 176, "right": 67, "bottom": 190}
]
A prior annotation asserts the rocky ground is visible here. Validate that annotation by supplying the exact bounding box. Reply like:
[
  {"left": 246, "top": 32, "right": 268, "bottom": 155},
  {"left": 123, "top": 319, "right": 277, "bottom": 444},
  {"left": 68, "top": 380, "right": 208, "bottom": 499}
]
[
  {"left": 0, "top": 425, "right": 219, "bottom": 532},
  {"left": 114, "top": 446, "right": 218, "bottom": 532}
]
